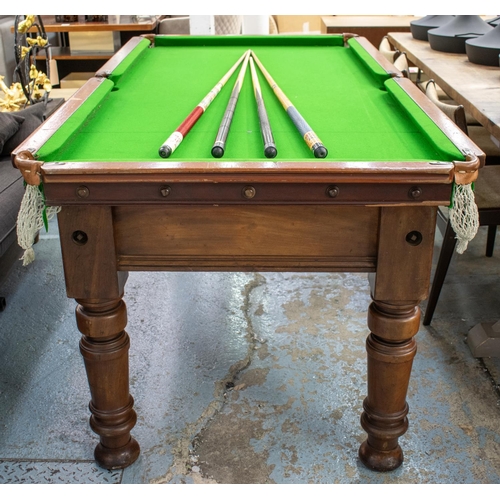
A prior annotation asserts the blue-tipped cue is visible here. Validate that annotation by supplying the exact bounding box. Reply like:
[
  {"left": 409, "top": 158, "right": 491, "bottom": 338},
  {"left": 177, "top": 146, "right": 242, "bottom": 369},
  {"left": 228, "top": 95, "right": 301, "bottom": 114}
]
[{"left": 251, "top": 51, "right": 327, "bottom": 159}]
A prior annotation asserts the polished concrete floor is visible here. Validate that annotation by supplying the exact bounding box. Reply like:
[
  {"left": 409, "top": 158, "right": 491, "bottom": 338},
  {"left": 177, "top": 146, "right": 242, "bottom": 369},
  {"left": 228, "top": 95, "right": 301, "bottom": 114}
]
[{"left": 0, "top": 219, "right": 499, "bottom": 484}]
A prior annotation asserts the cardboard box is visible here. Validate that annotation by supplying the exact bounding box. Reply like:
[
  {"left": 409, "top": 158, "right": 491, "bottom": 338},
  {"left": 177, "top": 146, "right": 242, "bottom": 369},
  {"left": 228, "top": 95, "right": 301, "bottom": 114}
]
[
  {"left": 49, "top": 88, "right": 79, "bottom": 99},
  {"left": 69, "top": 31, "right": 120, "bottom": 54},
  {"left": 274, "top": 15, "right": 326, "bottom": 33},
  {"left": 60, "top": 72, "right": 95, "bottom": 89}
]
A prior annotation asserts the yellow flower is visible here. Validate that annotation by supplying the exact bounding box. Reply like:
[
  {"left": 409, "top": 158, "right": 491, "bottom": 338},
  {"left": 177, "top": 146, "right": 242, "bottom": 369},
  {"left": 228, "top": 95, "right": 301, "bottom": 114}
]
[
  {"left": 0, "top": 77, "right": 27, "bottom": 112},
  {"left": 27, "top": 35, "right": 48, "bottom": 47},
  {"left": 29, "top": 65, "right": 38, "bottom": 80},
  {"left": 12, "top": 82, "right": 24, "bottom": 93},
  {"left": 35, "top": 71, "right": 48, "bottom": 86},
  {"left": 0, "top": 75, "right": 8, "bottom": 93},
  {"left": 17, "top": 15, "right": 35, "bottom": 34}
]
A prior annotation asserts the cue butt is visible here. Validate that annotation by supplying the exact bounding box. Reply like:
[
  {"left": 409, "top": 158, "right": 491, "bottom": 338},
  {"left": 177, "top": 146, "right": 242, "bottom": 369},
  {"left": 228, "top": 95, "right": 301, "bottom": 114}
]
[
  {"left": 312, "top": 144, "right": 328, "bottom": 159},
  {"left": 211, "top": 144, "right": 224, "bottom": 158},
  {"left": 265, "top": 145, "right": 277, "bottom": 158},
  {"left": 159, "top": 145, "right": 172, "bottom": 158}
]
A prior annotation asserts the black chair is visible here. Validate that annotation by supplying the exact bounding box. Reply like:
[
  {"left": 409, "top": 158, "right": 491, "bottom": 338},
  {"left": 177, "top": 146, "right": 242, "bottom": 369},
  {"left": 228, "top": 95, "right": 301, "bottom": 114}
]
[
  {"left": 423, "top": 80, "right": 500, "bottom": 325},
  {"left": 393, "top": 51, "right": 410, "bottom": 78},
  {"left": 379, "top": 35, "right": 400, "bottom": 63}
]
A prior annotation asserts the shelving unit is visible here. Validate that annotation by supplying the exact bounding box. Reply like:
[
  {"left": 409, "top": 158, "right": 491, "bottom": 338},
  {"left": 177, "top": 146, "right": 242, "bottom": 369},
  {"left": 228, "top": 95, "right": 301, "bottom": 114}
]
[{"left": 13, "top": 15, "right": 161, "bottom": 75}]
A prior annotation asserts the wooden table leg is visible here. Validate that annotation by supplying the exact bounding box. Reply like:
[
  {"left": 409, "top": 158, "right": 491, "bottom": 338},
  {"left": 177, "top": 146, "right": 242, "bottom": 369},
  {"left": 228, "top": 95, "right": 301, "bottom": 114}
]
[
  {"left": 77, "top": 297, "right": 140, "bottom": 469},
  {"left": 57, "top": 205, "right": 139, "bottom": 469},
  {"left": 358, "top": 206, "right": 436, "bottom": 471},
  {"left": 359, "top": 300, "right": 419, "bottom": 471}
]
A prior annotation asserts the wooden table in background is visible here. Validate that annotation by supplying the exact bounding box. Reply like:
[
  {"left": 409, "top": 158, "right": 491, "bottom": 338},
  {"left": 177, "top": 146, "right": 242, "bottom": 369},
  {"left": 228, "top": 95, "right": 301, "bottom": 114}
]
[
  {"left": 321, "top": 16, "right": 418, "bottom": 48},
  {"left": 387, "top": 32, "right": 500, "bottom": 143},
  {"left": 35, "top": 15, "right": 161, "bottom": 33}
]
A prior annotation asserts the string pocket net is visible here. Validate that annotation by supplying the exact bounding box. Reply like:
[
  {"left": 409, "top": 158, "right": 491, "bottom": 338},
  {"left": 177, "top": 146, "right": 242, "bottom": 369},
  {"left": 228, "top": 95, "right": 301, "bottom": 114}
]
[
  {"left": 449, "top": 182, "right": 479, "bottom": 254},
  {"left": 17, "top": 183, "right": 60, "bottom": 265}
]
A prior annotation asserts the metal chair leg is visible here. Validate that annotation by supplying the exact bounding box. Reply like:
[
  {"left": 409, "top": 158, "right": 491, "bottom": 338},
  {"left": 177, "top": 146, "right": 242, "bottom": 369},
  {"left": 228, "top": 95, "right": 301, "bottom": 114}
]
[{"left": 486, "top": 225, "right": 497, "bottom": 257}]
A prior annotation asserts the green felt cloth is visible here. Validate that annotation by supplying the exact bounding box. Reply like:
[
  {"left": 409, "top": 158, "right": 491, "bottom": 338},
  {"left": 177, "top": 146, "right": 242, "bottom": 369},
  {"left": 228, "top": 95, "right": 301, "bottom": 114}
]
[{"left": 38, "top": 35, "right": 464, "bottom": 163}]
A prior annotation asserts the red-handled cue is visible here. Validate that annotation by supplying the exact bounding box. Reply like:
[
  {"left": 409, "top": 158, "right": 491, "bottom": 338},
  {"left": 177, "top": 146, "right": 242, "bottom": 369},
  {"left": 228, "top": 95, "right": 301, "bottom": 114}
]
[{"left": 159, "top": 50, "right": 250, "bottom": 158}]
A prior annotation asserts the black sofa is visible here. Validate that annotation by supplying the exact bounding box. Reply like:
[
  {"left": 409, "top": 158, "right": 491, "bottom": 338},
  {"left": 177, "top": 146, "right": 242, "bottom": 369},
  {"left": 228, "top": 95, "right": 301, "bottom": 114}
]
[
  {"left": 0, "top": 149, "right": 23, "bottom": 311},
  {"left": 0, "top": 100, "right": 64, "bottom": 310}
]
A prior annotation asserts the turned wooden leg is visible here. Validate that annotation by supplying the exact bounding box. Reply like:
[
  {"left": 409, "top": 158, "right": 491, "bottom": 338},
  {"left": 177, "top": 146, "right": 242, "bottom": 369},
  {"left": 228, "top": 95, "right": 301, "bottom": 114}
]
[
  {"left": 358, "top": 300, "right": 419, "bottom": 471},
  {"left": 57, "top": 206, "right": 138, "bottom": 468},
  {"left": 360, "top": 205, "right": 437, "bottom": 471},
  {"left": 77, "top": 297, "right": 140, "bottom": 469}
]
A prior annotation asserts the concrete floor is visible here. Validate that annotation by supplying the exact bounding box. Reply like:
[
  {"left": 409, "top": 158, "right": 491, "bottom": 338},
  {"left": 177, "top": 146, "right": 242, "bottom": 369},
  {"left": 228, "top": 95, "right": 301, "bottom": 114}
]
[{"left": 0, "top": 219, "right": 499, "bottom": 484}]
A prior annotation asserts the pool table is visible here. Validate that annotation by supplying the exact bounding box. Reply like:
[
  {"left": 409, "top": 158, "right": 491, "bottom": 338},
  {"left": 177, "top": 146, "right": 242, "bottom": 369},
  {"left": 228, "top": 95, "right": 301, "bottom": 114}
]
[{"left": 13, "top": 34, "right": 483, "bottom": 472}]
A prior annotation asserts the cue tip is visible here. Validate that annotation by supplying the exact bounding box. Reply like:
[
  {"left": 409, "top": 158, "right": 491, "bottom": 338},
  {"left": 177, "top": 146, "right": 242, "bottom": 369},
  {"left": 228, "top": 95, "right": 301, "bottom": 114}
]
[
  {"left": 159, "top": 145, "right": 172, "bottom": 158},
  {"left": 264, "top": 145, "right": 277, "bottom": 159},
  {"left": 211, "top": 145, "right": 225, "bottom": 158},
  {"left": 312, "top": 144, "right": 328, "bottom": 159}
]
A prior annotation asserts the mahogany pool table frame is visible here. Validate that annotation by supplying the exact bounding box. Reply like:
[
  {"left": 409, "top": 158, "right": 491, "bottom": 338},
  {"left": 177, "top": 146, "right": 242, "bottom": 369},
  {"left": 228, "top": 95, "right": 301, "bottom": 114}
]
[{"left": 13, "top": 34, "right": 483, "bottom": 472}]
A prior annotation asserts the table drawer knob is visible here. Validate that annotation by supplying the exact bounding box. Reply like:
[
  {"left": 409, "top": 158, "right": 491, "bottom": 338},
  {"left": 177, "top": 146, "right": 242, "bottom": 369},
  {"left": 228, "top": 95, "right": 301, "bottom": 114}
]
[
  {"left": 409, "top": 187, "right": 422, "bottom": 199},
  {"left": 76, "top": 186, "right": 89, "bottom": 198},
  {"left": 327, "top": 185, "right": 339, "bottom": 198},
  {"left": 243, "top": 186, "right": 256, "bottom": 199},
  {"left": 160, "top": 186, "right": 171, "bottom": 197}
]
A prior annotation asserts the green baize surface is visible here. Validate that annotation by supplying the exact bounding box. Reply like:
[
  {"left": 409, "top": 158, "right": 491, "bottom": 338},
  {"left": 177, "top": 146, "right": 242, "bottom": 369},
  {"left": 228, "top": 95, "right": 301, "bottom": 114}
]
[{"left": 38, "top": 36, "right": 464, "bottom": 163}]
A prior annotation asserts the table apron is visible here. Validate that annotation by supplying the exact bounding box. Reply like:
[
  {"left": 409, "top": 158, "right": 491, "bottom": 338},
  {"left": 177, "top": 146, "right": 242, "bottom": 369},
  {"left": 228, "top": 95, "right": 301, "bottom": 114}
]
[
  {"left": 44, "top": 181, "right": 452, "bottom": 206},
  {"left": 57, "top": 204, "right": 437, "bottom": 291},
  {"left": 112, "top": 204, "right": 379, "bottom": 272}
]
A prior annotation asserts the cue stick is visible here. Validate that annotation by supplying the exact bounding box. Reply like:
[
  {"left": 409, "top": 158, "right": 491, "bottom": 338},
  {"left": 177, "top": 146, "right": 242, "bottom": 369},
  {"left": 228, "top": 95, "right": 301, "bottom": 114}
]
[
  {"left": 250, "top": 51, "right": 328, "bottom": 159},
  {"left": 158, "top": 50, "right": 251, "bottom": 158},
  {"left": 211, "top": 50, "right": 251, "bottom": 158},
  {"left": 249, "top": 56, "right": 277, "bottom": 158}
]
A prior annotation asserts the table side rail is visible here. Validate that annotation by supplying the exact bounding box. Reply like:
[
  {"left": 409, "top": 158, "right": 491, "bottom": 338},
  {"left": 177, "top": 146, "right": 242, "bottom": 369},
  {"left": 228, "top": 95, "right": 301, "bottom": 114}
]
[
  {"left": 393, "top": 77, "right": 485, "bottom": 166},
  {"left": 349, "top": 35, "right": 403, "bottom": 78},
  {"left": 38, "top": 160, "right": 455, "bottom": 206},
  {"left": 11, "top": 36, "right": 151, "bottom": 185},
  {"left": 11, "top": 77, "right": 109, "bottom": 185},
  {"left": 95, "top": 36, "right": 151, "bottom": 78}
]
